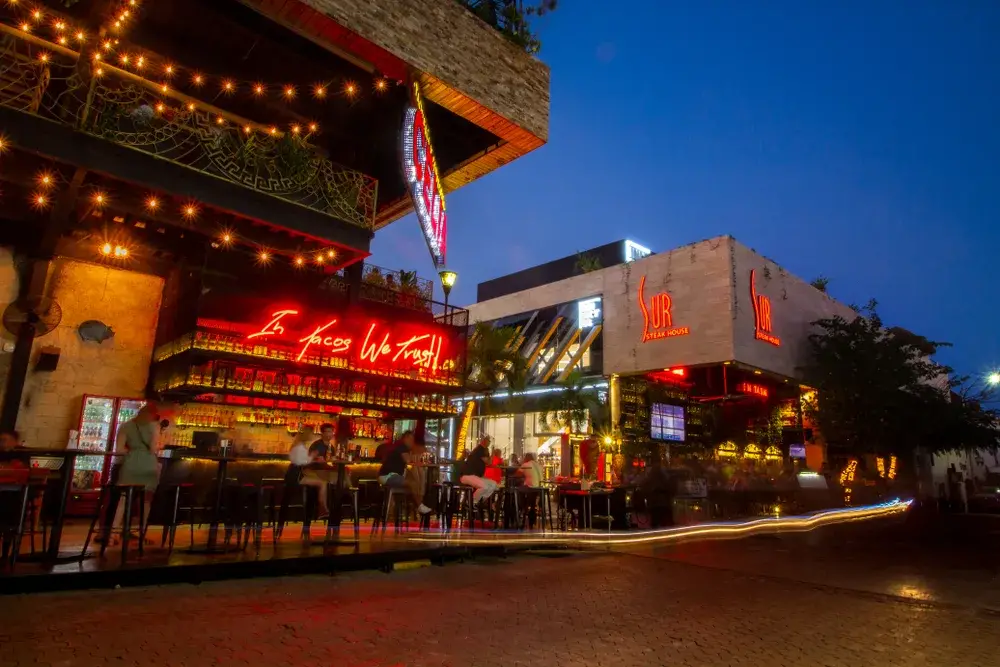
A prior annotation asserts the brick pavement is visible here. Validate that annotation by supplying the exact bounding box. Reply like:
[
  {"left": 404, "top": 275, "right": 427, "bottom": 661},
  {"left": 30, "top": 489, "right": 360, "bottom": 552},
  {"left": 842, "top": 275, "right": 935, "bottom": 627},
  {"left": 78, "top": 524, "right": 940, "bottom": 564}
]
[{"left": 1, "top": 551, "right": 997, "bottom": 667}]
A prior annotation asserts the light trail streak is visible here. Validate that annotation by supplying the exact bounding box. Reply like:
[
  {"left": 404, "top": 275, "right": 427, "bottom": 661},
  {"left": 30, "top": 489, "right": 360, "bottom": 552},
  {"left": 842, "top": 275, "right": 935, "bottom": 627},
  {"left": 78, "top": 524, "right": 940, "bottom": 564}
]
[{"left": 404, "top": 498, "right": 913, "bottom": 548}]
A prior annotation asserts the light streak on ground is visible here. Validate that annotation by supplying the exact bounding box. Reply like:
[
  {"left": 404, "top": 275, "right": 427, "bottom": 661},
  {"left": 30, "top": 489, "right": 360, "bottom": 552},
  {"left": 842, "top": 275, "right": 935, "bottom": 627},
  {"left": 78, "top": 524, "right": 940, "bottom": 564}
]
[{"left": 404, "top": 498, "right": 914, "bottom": 548}]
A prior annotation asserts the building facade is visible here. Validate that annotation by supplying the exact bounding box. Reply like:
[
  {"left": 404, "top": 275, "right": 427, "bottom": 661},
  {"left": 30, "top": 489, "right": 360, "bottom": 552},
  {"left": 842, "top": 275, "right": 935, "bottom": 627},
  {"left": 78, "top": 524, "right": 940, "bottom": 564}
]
[{"left": 464, "top": 236, "right": 857, "bottom": 473}]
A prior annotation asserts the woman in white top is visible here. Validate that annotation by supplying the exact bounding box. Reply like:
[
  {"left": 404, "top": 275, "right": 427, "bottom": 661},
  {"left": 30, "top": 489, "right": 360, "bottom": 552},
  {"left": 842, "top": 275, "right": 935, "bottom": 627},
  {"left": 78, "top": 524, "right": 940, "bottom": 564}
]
[{"left": 288, "top": 427, "right": 329, "bottom": 519}]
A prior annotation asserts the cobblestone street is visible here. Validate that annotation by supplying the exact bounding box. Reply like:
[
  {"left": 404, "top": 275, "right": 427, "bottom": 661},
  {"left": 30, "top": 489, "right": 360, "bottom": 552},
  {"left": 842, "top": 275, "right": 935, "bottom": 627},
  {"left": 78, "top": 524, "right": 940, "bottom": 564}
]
[{"left": 3, "top": 538, "right": 999, "bottom": 667}]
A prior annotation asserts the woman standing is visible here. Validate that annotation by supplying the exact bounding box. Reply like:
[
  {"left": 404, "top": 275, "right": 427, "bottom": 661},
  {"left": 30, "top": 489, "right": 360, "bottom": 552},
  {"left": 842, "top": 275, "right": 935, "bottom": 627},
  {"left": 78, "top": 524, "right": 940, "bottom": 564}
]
[{"left": 110, "top": 402, "right": 161, "bottom": 543}]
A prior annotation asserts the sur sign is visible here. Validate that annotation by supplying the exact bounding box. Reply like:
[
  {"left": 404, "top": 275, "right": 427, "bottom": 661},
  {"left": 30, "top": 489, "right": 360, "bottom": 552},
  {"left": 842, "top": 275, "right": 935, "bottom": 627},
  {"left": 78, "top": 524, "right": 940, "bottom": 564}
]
[
  {"left": 750, "top": 269, "right": 780, "bottom": 346},
  {"left": 638, "top": 275, "right": 689, "bottom": 343},
  {"left": 403, "top": 82, "right": 447, "bottom": 269}
]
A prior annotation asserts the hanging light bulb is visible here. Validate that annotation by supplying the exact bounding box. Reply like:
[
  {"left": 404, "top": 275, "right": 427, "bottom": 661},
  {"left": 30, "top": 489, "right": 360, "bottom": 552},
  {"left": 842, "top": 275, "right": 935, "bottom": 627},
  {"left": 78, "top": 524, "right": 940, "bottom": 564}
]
[
  {"left": 146, "top": 196, "right": 159, "bottom": 210},
  {"left": 92, "top": 191, "right": 107, "bottom": 207},
  {"left": 253, "top": 83, "right": 265, "bottom": 96},
  {"left": 294, "top": 256, "right": 305, "bottom": 267},
  {"left": 375, "top": 78, "right": 388, "bottom": 92},
  {"left": 183, "top": 204, "right": 198, "bottom": 219},
  {"left": 101, "top": 243, "right": 113, "bottom": 256}
]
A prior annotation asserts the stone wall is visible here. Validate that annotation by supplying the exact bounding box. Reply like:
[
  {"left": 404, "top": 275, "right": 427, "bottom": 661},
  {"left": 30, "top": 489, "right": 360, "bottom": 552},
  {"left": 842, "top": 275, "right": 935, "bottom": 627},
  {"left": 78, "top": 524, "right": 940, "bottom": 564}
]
[
  {"left": 297, "top": 0, "right": 550, "bottom": 141},
  {"left": 0, "top": 249, "right": 163, "bottom": 449}
]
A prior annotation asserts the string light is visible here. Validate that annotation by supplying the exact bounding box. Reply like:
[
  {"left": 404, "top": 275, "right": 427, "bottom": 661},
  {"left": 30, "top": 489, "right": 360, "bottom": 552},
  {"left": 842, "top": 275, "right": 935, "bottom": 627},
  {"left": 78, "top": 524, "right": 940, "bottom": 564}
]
[
  {"left": 160, "top": 83, "right": 168, "bottom": 93},
  {"left": 146, "top": 196, "right": 159, "bottom": 210},
  {"left": 308, "top": 123, "right": 318, "bottom": 132},
  {"left": 222, "top": 80, "right": 234, "bottom": 93},
  {"left": 186, "top": 102, "right": 195, "bottom": 112},
  {"left": 326, "top": 249, "right": 335, "bottom": 259},
  {"left": 119, "top": 53, "right": 129, "bottom": 66},
  {"left": 57, "top": 35, "right": 67, "bottom": 45},
  {"left": 313, "top": 85, "right": 326, "bottom": 98},
  {"left": 253, "top": 83, "right": 264, "bottom": 96},
  {"left": 92, "top": 191, "right": 107, "bottom": 207},
  {"left": 135, "top": 55, "right": 145, "bottom": 70},
  {"left": 344, "top": 81, "right": 357, "bottom": 97},
  {"left": 283, "top": 86, "right": 295, "bottom": 99},
  {"left": 220, "top": 232, "right": 233, "bottom": 246},
  {"left": 53, "top": 20, "right": 65, "bottom": 31},
  {"left": 192, "top": 73, "right": 203, "bottom": 86},
  {"left": 155, "top": 102, "right": 165, "bottom": 113},
  {"left": 182, "top": 204, "right": 198, "bottom": 219},
  {"left": 290, "top": 125, "right": 300, "bottom": 135},
  {"left": 75, "top": 31, "right": 86, "bottom": 42},
  {"left": 375, "top": 78, "right": 388, "bottom": 92},
  {"left": 216, "top": 116, "right": 225, "bottom": 125},
  {"left": 113, "top": 245, "right": 129, "bottom": 258},
  {"left": 95, "top": 67, "right": 104, "bottom": 76},
  {"left": 31, "top": 9, "right": 41, "bottom": 21},
  {"left": 32, "top": 193, "right": 48, "bottom": 209},
  {"left": 294, "top": 256, "right": 305, "bottom": 267},
  {"left": 19, "top": 23, "right": 29, "bottom": 32},
  {"left": 164, "top": 64, "right": 174, "bottom": 76},
  {"left": 243, "top": 125, "right": 252, "bottom": 134},
  {"left": 315, "top": 254, "right": 325, "bottom": 265},
  {"left": 257, "top": 250, "right": 271, "bottom": 264},
  {"left": 36, "top": 171, "right": 53, "bottom": 188},
  {"left": 268, "top": 126, "right": 278, "bottom": 135},
  {"left": 101, "top": 242, "right": 113, "bottom": 256},
  {"left": 102, "top": 40, "right": 113, "bottom": 51}
]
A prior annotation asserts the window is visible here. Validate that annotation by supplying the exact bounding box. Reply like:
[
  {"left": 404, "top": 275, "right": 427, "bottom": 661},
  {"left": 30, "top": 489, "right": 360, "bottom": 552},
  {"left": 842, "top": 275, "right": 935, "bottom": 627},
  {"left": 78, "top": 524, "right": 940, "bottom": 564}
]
[{"left": 650, "top": 403, "right": 685, "bottom": 442}]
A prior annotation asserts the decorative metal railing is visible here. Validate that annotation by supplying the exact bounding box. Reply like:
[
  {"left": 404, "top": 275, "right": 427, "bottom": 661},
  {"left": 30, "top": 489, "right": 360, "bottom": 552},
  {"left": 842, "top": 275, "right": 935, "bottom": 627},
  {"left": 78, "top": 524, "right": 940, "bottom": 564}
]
[{"left": 0, "top": 28, "right": 377, "bottom": 229}]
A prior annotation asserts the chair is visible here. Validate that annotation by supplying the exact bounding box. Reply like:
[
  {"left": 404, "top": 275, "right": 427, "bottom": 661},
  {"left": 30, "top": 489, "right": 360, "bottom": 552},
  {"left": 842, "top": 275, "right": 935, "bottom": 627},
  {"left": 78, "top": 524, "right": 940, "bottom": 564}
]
[
  {"left": 445, "top": 484, "right": 477, "bottom": 531},
  {"left": 90, "top": 484, "right": 147, "bottom": 561},
  {"left": 0, "top": 469, "right": 31, "bottom": 567}
]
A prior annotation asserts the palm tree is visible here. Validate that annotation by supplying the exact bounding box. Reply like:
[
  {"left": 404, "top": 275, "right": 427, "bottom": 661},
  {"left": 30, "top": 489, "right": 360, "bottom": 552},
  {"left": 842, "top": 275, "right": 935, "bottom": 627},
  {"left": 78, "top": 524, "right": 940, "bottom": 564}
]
[
  {"left": 537, "top": 369, "right": 607, "bottom": 435},
  {"left": 462, "top": 322, "right": 529, "bottom": 453}
]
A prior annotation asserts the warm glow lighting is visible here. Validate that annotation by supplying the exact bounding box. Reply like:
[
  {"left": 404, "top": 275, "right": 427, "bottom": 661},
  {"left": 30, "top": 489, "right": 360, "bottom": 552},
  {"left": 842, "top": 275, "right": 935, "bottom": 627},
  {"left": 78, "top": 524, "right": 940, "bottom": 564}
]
[
  {"left": 93, "top": 53, "right": 102, "bottom": 62},
  {"left": 192, "top": 73, "right": 203, "bottom": 85},
  {"left": 638, "top": 275, "right": 689, "bottom": 342},
  {"left": 164, "top": 64, "right": 174, "bottom": 76},
  {"left": 183, "top": 204, "right": 197, "bottom": 218},
  {"left": 102, "top": 40, "right": 112, "bottom": 51},
  {"left": 31, "top": 9, "right": 41, "bottom": 20},
  {"left": 243, "top": 125, "right": 252, "bottom": 134},
  {"left": 95, "top": 67, "right": 104, "bottom": 76},
  {"left": 38, "top": 52, "right": 49, "bottom": 63},
  {"left": 291, "top": 125, "right": 300, "bottom": 134},
  {"left": 314, "top": 254, "right": 324, "bottom": 265},
  {"left": 253, "top": 83, "right": 264, "bottom": 96},
  {"left": 284, "top": 86, "right": 295, "bottom": 99},
  {"left": 222, "top": 80, "right": 234, "bottom": 93},
  {"left": 294, "top": 256, "right": 305, "bottom": 267},
  {"left": 989, "top": 372, "right": 1000, "bottom": 386},
  {"left": 54, "top": 20, "right": 65, "bottom": 31},
  {"left": 32, "top": 193, "right": 47, "bottom": 208},
  {"left": 216, "top": 116, "right": 225, "bottom": 125},
  {"left": 258, "top": 250, "right": 271, "bottom": 263},
  {"left": 119, "top": 53, "right": 129, "bottom": 65},
  {"left": 19, "top": 23, "right": 30, "bottom": 32},
  {"left": 36, "top": 171, "right": 53, "bottom": 188},
  {"left": 114, "top": 245, "right": 129, "bottom": 258},
  {"left": 135, "top": 55, "right": 145, "bottom": 70},
  {"left": 220, "top": 232, "right": 233, "bottom": 245},
  {"left": 313, "top": 85, "right": 326, "bottom": 98},
  {"left": 439, "top": 270, "right": 457, "bottom": 289},
  {"left": 344, "top": 82, "right": 357, "bottom": 96},
  {"left": 155, "top": 102, "right": 165, "bottom": 113},
  {"left": 186, "top": 102, "right": 195, "bottom": 112},
  {"left": 308, "top": 123, "right": 317, "bottom": 132},
  {"left": 326, "top": 249, "right": 335, "bottom": 259},
  {"left": 375, "top": 78, "right": 388, "bottom": 92},
  {"left": 268, "top": 126, "right": 278, "bottom": 135},
  {"left": 101, "top": 243, "right": 112, "bottom": 256},
  {"left": 92, "top": 192, "right": 106, "bottom": 206},
  {"left": 160, "top": 83, "right": 168, "bottom": 93},
  {"left": 146, "top": 197, "right": 159, "bottom": 210}
]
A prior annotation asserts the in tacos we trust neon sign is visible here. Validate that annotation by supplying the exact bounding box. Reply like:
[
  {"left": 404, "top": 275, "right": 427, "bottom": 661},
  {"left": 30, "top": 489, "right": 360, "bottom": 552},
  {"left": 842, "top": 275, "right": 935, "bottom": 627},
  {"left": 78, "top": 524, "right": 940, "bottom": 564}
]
[{"left": 232, "top": 308, "right": 453, "bottom": 374}]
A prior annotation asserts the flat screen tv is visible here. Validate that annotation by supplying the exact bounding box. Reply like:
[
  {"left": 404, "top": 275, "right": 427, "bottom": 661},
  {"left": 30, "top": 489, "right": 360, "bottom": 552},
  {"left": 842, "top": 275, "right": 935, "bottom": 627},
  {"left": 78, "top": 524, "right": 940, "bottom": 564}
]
[{"left": 650, "top": 403, "right": 685, "bottom": 442}]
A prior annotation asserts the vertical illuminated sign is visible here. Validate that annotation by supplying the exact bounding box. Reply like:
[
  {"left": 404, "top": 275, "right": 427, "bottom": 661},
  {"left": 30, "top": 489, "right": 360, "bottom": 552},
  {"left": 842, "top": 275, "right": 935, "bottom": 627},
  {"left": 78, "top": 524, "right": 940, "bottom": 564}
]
[
  {"left": 750, "top": 269, "right": 780, "bottom": 346},
  {"left": 403, "top": 82, "right": 447, "bottom": 269}
]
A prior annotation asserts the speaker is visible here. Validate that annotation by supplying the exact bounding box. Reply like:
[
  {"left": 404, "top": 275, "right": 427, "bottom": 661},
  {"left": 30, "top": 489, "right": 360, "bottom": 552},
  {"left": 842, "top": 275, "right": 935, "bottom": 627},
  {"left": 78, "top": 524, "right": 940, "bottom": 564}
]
[{"left": 35, "top": 346, "right": 60, "bottom": 372}]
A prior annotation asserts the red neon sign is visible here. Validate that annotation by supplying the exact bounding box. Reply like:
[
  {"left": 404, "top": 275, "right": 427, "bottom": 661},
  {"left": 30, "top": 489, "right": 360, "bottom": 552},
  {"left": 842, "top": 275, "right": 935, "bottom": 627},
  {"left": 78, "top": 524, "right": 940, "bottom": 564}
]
[
  {"left": 403, "top": 82, "right": 447, "bottom": 269},
  {"left": 737, "top": 381, "right": 769, "bottom": 398},
  {"left": 750, "top": 269, "right": 781, "bottom": 346},
  {"left": 638, "top": 275, "right": 689, "bottom": 342}
]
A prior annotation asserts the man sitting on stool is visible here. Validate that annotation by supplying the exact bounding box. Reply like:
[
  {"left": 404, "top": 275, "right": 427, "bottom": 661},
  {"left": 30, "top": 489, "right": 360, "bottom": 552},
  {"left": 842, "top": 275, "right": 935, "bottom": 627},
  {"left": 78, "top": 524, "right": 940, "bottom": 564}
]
[{"left": 378, "top": 431, "right": 431, "bottom": 516}]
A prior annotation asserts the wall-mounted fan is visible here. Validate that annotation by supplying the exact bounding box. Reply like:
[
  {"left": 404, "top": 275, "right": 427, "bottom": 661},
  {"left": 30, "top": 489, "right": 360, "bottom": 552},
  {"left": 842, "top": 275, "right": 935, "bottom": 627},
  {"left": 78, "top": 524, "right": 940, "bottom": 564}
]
[{"left": 2, "top": 296, "right": 63, "bottom": 338}]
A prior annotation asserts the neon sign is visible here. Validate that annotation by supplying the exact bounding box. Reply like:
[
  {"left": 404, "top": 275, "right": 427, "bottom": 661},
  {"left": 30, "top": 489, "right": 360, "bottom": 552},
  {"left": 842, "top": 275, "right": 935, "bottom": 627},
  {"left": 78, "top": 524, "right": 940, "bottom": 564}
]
[
  {"left": 737, "top": 382, "right": 769, "bottom": 398},
  {"left": 243, "top": 309, "right": 449, "bottom": 373},
  {"left": 403, "top": 82, "right": 447, "bottom": 269},
  {"left": 638, "top": 275, "right": 689, "bottom": 342},
  {"left": 750, "top": 269, "right": 780, "bottom": 346}
]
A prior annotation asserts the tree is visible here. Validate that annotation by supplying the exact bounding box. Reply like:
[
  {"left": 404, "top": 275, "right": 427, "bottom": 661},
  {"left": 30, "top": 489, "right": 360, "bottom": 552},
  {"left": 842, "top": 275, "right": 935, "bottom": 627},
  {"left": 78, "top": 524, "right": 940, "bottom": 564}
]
[
  {"left": 455, "top": 0, "right": 557, "bottom": 53},
  {"left": 537, "top": 369, "right": 607, "bottom": 435},
  {"left": 801, "top": 300, "right": 998, "bottom": 461},
  {"left": 464, "top": 321, "right": 528, "bottom": 416},
  {"left": 574, "top": 251, "right": 602, "bottom": 274}
]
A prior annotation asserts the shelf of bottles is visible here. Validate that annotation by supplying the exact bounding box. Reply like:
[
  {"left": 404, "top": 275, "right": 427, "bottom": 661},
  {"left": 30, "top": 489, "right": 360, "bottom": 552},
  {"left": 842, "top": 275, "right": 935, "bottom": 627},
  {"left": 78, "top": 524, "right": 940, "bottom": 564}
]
[
  {"left": 76, "top": 396, "right": 114, "bottom": 473},
  {"left": 172, "top": 403, "right": 392, "bottom": 439},
  {"left": 153, "top": 330, "right": 461, "bottom": 387},
  {"left": 619, "top": 377, "right": 650, "bottom": 445},
  {"left": 154, "top": 360, "right": 458, "bottom": 416}
]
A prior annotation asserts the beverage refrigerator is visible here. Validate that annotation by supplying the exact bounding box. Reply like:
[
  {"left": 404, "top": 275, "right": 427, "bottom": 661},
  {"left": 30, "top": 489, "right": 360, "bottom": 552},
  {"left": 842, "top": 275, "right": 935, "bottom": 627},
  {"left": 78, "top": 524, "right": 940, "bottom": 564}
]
[{"left": 72, "top": 394, "right": 146, "bottom": 489}]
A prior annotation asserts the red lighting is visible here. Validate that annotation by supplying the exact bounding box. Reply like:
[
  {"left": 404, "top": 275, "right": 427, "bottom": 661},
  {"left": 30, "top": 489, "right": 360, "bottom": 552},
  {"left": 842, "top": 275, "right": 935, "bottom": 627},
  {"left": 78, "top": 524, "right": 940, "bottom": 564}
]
[
  {"left": 737, "top": 381, "right": 769, "bottom": 398},
  {"left": 750, "top": 269, "right": 781, "bottom": 346},
  {"left": 403, "top": 83, "right": 447, "bottom": 268},
  {"left": 235, "top": 306, "right": 455, "bottom": 377},
  {"left": 638, "top": 275, "right": 689, "bottom": 342}
]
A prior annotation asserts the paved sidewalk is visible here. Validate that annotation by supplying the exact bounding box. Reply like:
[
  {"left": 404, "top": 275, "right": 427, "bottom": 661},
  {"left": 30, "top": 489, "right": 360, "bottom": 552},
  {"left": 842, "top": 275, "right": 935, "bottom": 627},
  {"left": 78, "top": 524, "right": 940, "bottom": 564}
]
[{"left": 2, "top": 548, "right": 998, "bottom": 667}]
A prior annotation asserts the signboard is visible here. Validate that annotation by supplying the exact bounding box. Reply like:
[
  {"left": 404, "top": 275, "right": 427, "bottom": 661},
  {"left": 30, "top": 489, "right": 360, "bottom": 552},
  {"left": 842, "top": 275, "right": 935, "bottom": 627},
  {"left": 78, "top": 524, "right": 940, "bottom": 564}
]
[
  {"left": 195, "top": 296, "right": 463, "bottom": 381},
  {"left": 403, "top": 82, "right": 447, "bottom": 269},
  {"left": 788, "top": 444, "right": 806, "bottom": 458},
  {"left": 750, "top": 269, "right": 780, "bottom": 346},
  {"left": 638, "top": 275, "right": 689, "bottom": 342},
  {"left": 736, "top": 381, "right": 769, "bottom": 398},
  {"left": 577, "top": 297, "right": 602, "bottom": 329}
]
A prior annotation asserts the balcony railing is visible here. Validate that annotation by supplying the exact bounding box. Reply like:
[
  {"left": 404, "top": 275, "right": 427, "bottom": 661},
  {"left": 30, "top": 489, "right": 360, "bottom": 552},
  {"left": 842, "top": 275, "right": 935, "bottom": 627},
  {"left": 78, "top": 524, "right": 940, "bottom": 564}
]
[{"left": 0, "top": 28, "right": 377, "bottom": 230}]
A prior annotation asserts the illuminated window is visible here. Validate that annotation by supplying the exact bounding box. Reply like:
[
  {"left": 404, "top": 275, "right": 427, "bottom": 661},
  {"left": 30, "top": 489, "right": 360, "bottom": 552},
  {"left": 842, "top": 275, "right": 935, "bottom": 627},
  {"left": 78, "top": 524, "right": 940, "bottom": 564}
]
[{"left": 650, "top": 403, "right": 684, "bottom": 442}]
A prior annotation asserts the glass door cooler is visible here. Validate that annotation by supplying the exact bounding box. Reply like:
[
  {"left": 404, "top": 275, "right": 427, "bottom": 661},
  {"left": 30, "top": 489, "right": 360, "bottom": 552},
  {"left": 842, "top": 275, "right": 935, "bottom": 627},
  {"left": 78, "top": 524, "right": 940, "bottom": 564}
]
[{"left": 73, "top": 394, "right": 116, "bottom": 489}]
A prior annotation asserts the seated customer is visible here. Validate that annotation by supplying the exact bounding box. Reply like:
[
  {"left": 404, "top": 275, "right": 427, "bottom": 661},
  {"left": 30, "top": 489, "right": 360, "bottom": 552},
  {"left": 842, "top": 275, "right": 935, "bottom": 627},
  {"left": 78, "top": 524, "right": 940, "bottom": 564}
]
[
  {"left": 289, "top": 427, "right": 329, "bottom": 520},
  {"left": 459, "top": 437, "right": 498, "bottom": 504},
  {"left": 378, "top": 431, "right": 431, "bottom": 516},
  {"left": 0, "top": 430, "right": 25, "bottom": 469},
  {"left": 518, "top": 452, "right": 543, "bottom": 488}
]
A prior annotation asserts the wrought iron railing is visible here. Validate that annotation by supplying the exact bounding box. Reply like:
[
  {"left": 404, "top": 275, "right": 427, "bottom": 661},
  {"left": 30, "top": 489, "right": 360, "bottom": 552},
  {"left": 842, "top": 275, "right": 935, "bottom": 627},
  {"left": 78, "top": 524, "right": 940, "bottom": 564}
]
[{"left": 0, "top": 28, "right": 377, "bottom": 229}]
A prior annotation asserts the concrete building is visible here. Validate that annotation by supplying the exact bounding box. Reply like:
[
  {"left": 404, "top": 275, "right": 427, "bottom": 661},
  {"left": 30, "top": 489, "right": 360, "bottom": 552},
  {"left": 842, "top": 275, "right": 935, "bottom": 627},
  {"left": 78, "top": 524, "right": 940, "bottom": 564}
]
[{"left": 462, "top": 236, "right": 857, "bottom": 474}]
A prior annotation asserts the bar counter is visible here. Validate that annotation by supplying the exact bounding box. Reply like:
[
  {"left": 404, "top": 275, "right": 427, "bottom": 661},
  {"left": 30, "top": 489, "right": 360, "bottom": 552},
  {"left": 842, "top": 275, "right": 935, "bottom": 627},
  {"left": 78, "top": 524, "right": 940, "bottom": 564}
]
[{"left": 158, "top": 450, "right": 383, "bottom": 488}]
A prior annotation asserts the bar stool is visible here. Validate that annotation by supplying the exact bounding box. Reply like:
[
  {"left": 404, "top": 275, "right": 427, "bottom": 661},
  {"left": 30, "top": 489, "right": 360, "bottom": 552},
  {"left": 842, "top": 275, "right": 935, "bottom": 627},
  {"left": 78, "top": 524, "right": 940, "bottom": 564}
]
[
  {"left": 371, "top": 485, "right": 409, "bottom": 536},
  {"left": 325, "top": 482, "right": 361, "bottom": 543},
  {"left": 516, "top": 486, "right": 553, "bottom": 531},
  {"left": 95, "top": 484, "right": 146, "bottom": 560},
  {"left": 0, "top": 476, "right": 31, "bottom": 568},
  {"left": 158, "top": 483, "right": 196, "bottom": 551},
  {"left": 446, "top": 484, "right": 476, "bottom": 531}
]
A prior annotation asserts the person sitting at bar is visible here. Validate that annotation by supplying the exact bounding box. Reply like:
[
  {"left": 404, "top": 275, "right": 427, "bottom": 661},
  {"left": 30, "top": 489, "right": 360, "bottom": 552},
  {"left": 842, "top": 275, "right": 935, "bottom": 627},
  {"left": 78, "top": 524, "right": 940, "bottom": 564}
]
[
  {"left": 309, "top": 423, "right": 334, "bottom": 462},
  {"left": 289, "top": 427, "right": 329, "bottom": 520},
  {"left": 378, "top": 431, "right": 432, "bottom": 516},
  {"left": 459, "top": 437, "right": 498, "bottom": 505},
  {"left": 518, "top": 452, "right": 543, "bottom": 488},
  {"left": 0, "top": 430, "right": 25, "bottom": 470},
  {"left": 485, "top": 447, "right": 504, "bottom": 485},
  {"left": 374, "top": 438, "right": 391, "bottom": 462}
]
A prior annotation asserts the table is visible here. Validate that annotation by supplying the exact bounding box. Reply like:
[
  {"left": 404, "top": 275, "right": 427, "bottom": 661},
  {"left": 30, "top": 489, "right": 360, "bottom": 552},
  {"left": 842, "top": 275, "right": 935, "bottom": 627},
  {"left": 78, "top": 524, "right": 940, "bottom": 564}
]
[
  {"left": 560, "top": 487, "right": 614, "bottom": 530},
  {"left": 183, "top": 455, "right": 233, "bottom": 554},
  {"left": 311, "top": 460, "right": 354, "bottom": 546},
  {"left": 0, "top": 448, "right": 89, "bottom": 563}
]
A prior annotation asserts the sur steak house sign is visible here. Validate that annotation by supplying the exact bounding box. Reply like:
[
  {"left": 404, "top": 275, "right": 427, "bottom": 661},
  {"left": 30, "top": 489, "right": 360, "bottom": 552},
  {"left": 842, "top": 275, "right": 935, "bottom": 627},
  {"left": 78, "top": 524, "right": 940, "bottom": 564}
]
[{"left": 403, "top": 82, "right": 447, "bottom": 269}]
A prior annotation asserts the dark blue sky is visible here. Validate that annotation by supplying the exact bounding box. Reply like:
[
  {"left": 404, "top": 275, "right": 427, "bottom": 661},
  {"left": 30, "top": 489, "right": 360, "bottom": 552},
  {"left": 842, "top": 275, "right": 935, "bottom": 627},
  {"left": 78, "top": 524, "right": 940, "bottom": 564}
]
[{"left": 372, "top": 1, "right": 1000, "bottom": 378}]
